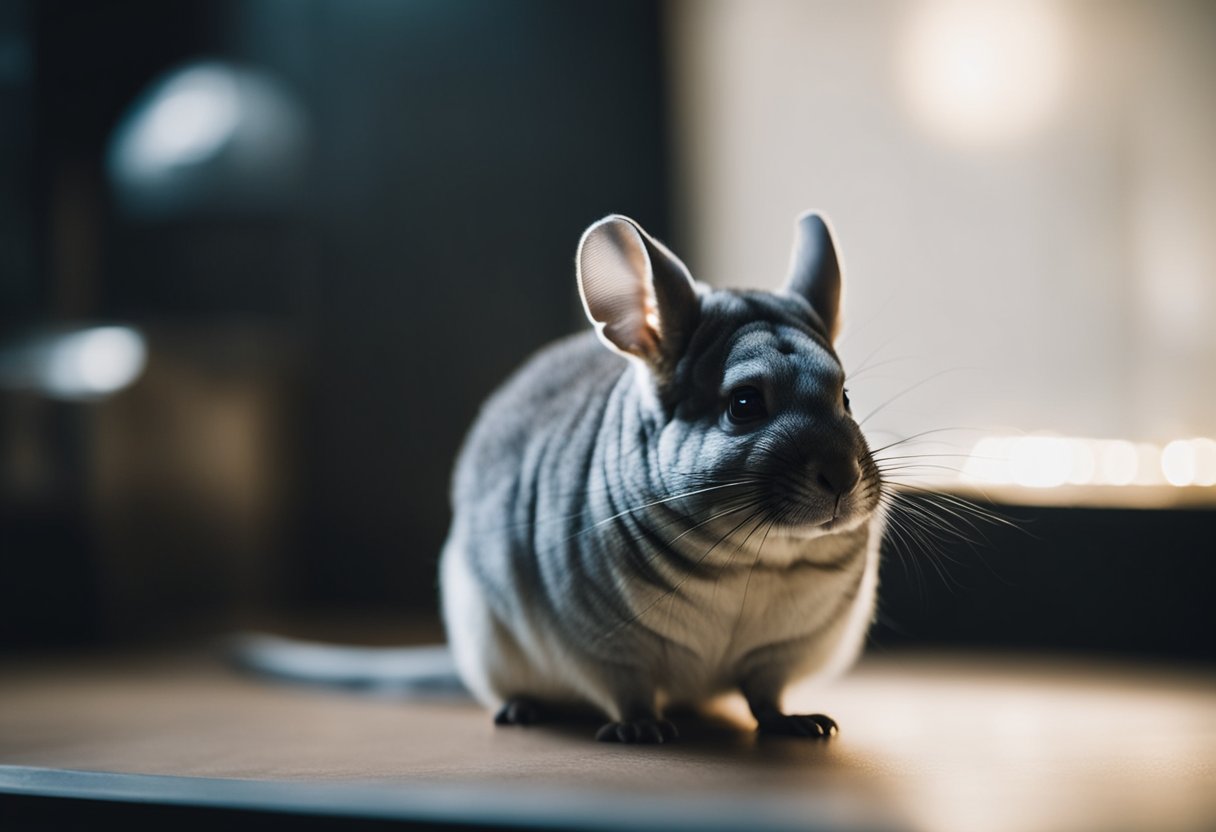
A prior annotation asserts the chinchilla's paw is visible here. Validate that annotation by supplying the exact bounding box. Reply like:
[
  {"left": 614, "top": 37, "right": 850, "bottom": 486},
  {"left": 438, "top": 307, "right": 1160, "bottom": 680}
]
[
  {"left": 756, "top": 712, "right": 838, "bottom": 738},
  {"left": 493, "top": 697, "right": 546, "bottom": 726},
  {"left": 595, "top": 718, "right": 679, "bottom": 744}
]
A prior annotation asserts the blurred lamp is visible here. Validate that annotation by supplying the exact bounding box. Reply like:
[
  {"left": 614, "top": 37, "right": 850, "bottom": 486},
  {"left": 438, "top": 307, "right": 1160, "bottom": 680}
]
[
  {"left": 898, "top": 0, "right": 1068, "bottom": 147},
  {"left": 0, "top": 326, "right": 147, "bottom": 401},
  {"left": 107, "top": 61, "right": 307, "bottom": 218}
]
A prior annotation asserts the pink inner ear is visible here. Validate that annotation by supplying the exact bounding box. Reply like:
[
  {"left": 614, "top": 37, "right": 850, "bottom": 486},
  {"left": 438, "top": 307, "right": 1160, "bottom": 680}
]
[{"left": 578, "top": 219, "right": 664, "bottom": 360}]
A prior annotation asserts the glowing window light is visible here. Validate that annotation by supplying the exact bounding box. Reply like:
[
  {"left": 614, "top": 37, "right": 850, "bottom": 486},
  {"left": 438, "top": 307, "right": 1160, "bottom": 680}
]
[
  {"left": 1133, "top": 443, "right": 1164, "bottom": 486},
  {"left": 1097, "top": 440, "right": 1138, "bottom": 486},
  {"left": 961, "top": 436, "right": 1014, "bottom": 484},
  {"left": 1065, "top": 440, "right": 1096, "bottom": 486},
  {"left": 898, "top": 0, "right": 1068, "bottom": 147},
  {"left": 1009, "top": 435, "right": 1072, "bottom": 488},
  {"left": 1192, "top": 439, "right": 1216, "bottom": 487},
  {"left": 958, "top": 436, "right": 1216, "bottom": 489},
  {"left": 1161, "top": 440, "right": 1197, "bottom": 487}
]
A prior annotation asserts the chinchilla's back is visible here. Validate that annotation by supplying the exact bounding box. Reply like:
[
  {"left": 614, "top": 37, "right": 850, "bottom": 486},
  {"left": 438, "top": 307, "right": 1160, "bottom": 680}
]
[
  {"left": 449, "top": 331, "right": 625, "bottom": 524},
  {"left": 441, "top": 329, "right": 643, "bottom": 709}
]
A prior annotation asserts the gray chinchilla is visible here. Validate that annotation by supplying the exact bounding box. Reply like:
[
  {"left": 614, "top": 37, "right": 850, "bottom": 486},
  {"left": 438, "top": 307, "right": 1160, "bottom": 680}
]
[{"left": 440, "top": 211, "right": 884, "bottom": 743}]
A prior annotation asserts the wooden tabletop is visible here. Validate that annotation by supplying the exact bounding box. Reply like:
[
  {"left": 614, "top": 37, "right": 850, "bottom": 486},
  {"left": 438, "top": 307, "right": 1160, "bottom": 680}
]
[{"left": 1, "top": 647, "right": 1213, "bottom": 832}]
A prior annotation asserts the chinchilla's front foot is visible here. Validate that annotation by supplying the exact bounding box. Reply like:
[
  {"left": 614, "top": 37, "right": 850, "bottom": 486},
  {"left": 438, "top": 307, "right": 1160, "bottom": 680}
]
[
  {"left": 595, "top": 718, "right": 679, "bottom": 744},
  {"left": 493, "top": 696, "right": 547, "bottom": 726},
  {"left": 755, "top": 712, "right": 838, "bottom": 738}
]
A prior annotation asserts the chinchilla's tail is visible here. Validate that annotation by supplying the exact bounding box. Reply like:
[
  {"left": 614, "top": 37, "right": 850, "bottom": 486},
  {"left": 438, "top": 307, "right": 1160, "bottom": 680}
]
[{"left": 229, "top": 633, "right": 467, "bottom": 697}]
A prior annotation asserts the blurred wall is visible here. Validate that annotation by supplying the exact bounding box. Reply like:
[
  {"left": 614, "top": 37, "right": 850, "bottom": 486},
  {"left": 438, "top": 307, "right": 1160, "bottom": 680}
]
[
  {"left": 4, "top": 0, "right": 1212, "bottom": 659},
  {"left": 2, "top": 0, "right": 672, "bottom": 644},
  {"left": 669, "top": 0, "right": 1216, "bottom": 447}
]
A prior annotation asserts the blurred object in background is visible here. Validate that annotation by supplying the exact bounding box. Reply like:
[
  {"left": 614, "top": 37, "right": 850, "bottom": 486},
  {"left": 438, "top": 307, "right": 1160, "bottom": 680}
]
[
  {"left": 0, "top": 0, "right": 1212, "bottom": 664},
  {"left": 0, "top": 325, "right": 146, "bottom": 400},
  {"left": 0, "top": 0, "right": 669, "bottom": 647},
  {"left": 108, "top": 60, "right": 308, "bottom": 218}
]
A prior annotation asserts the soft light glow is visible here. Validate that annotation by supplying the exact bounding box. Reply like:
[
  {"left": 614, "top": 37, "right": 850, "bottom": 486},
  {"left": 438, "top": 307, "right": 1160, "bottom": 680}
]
[
  {"left": 1133, "top": 443, "right": 1164, "bottom": 486},
  {"left": 960, "top": 435, "right": 1215, "bottom": 490},
  {"left": 1192, "top": 439, "right": 1216, "bottom": 487},
  {"left": 1097, "top": 440, "right": 1138, "bottom": 486},
  {"left": 899, "top": 0, "right": 1068, "bottom": 147},
  {"left": 107, "top": 61, "right": 307, "bottom": 219},
  {"left": 124, "top": 64, "right": 240, "bottom": 172},
  {"left": 1161, "top": 440, "right": 1197, "bottom": 487},
  {"left": 1065, "top": 440, "right": 1096, "bottom": 485},
  {"left": 44, "top": 327, "right": 147, "bottom": 399},
  {"left": 1009, "top": 435, "right": 1071, "bottom": 488},
  {"left": 961, "top": 436, "right": 1014, "bottom": 484}
]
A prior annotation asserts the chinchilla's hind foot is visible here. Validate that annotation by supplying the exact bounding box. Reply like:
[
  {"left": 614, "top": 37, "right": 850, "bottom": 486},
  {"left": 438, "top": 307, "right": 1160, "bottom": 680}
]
[
  {"left": 494, "top": 697, "right": 547, "bottom": 726},
  {"left": 756, "top": 712, "right": 838, "bottom": 738},
  {"left": 595, "top": 718, "right": 679, "bottom": 744}
]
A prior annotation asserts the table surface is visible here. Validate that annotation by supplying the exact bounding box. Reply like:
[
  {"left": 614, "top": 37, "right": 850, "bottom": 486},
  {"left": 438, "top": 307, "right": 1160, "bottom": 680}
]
[{"left": 1, "top": 647, "right": 1213, "bottom": 832}]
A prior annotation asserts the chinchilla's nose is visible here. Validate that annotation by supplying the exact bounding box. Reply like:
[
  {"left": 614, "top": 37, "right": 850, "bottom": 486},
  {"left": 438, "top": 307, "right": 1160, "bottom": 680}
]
[{"left": 814, "top": 457, "right": 861, "bottom": 499}]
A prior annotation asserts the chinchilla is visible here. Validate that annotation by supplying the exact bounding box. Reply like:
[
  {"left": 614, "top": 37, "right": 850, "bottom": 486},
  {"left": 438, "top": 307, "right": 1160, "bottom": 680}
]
[
  {"left": 236, "top": 211, "right": 885, "bottom": 744},
  {"left": 441, "top": 212, "right": 883, "bottom": 742}
]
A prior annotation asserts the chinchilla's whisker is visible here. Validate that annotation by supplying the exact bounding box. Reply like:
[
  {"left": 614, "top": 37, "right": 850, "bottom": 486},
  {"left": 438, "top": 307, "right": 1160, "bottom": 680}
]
[
  {"left": 882, "top": 484, "right": 1009, "bottom": 588},
  {"left": 882, "top": 490, "right": 956, "bottom": 550},
  {"left": 705, "top": 503, "right": 771, "bottom": 610},
  {"left": 874, "top": 452, "right": 975, "bottom": 462},
  {"left": 877, "top": 462, "right": 969, "bottom": 474},
  {"left": 604, "top": 494, "right": 766, "bottom": 590},
  {"left": 722, "top": 512, "right": 779, "bottom": 659},
  {"left": 472, "top": 479, "right": 759, "bottom": 537},
  {"left": 841, "top": 330, "right": 901, "bottom": 376},
  {"left": 886, "top": 482, "right": 1021, "bottom": 532},
  {"left": 846, "top": 354, "right": 922, "bottom": 383},
  {"left": 882, "top": 497, "right": 968, "bottom": 592},
  {"left": 662, "top": 497, "right": 765, "bottom": 549},
  {"left": 895, "top": 493, "right": 1017, "bottom": 586},
  {"left": 879, "top": 502, "right": 923, "bottom": 594},
  {"left": 564, "top": 480, "right": 761, "bottom": 541},
  {"left": 890, "top": 498, "right": 983, "bottom": 550},
  {"left": 601, "top": 496, "right": 768, "bottom": 604},
  {"left": 865, "top": 426, "right": 976, "bottom": 456},
  {"left": 878, "top": 497, "right": 928, "bottom": 600},
  {"left": 856, "top": 368, "right": 974, "bottom": 428},
  {"left": 600, "top": 504, "right": 771, "bottom": 642},
  {"left": 625, "top": 494, "right": 761, "bottom": 546}
]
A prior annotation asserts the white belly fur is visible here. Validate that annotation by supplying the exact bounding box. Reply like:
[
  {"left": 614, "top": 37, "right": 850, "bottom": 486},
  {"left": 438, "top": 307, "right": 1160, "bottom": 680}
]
[{"left": 441, "top": 517, "right": 881, "bottom": 716}]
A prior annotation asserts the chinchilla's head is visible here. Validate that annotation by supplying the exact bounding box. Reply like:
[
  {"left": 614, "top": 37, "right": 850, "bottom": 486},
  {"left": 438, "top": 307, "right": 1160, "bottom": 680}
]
[{"left": 576, "top": 212, "right": 881, "bottom": 542}]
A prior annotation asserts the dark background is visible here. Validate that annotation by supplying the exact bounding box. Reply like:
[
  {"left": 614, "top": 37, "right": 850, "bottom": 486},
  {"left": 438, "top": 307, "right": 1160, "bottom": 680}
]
[{"left": 0, "top": 0, "right": 1212, "bottom": 664}]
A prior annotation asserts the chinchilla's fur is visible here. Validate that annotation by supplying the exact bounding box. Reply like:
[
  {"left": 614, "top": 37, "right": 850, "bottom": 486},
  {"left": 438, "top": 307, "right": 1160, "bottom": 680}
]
[{"left": 441, "top": 212, "right": 884, "bottom": 742}]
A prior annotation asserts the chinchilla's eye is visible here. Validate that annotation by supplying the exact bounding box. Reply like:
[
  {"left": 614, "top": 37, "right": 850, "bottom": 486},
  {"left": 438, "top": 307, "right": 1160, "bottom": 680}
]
[
  {"left": 728, "top": 386, "right": 767, "bottom": 424},
  {"left": 842, "top": 388, "right": 851, "bottom": 412}
]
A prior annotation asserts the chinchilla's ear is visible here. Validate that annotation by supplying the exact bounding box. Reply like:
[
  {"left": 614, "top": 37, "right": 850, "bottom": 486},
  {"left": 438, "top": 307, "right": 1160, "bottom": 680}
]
[
  {"left": 577, "top": 215, "right": 699, "bottom": 374},
  {"left": 783, "top": 211, "right": 842, "bottom": 341}
]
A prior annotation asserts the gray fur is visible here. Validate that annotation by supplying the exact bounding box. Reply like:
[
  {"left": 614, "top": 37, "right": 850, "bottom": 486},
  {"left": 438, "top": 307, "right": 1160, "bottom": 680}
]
[{"left": 441, "top": 213, "right": 885, "bottom": 737}]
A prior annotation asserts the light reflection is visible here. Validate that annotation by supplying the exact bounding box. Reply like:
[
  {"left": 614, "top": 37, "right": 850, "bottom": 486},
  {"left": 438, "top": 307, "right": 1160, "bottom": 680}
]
[
  {"left": 961, "top": 435, "right": 1216, "bottom": 489},
  {"left": 899, "top": 0, "right": 1068, "bottom": 147},
  {"left": 124, "top": 64, "right": 241, "bottom": 171},
  {"left": 0, "top": 326, "right": 147, "bottom": 401},
  {"left": 106, "top": 60, "right": 307, "bottom": 217},
  {"left": 1008, "top": 435, "right": 1071, "bottom": 488},
  {"left": 1098, "top": 440, "right": 1138, "bottom": 486},
  {"left": 1192, "top": 439, "right": 1216, "bottom": 487},
  {"left": 1162, "top": 440, "right": 1197, "bottom": 487}
]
